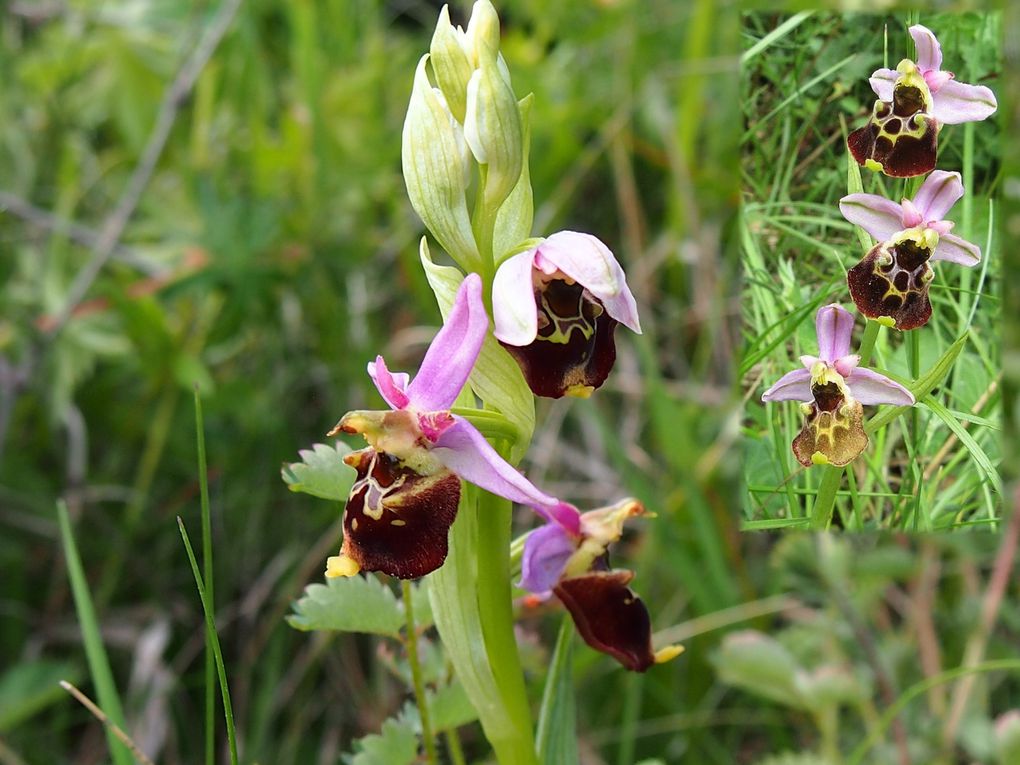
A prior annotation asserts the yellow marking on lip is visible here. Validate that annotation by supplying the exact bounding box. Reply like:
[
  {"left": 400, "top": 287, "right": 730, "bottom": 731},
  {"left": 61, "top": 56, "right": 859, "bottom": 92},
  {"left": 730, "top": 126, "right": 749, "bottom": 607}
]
[{"left": 325, "top": 555, "right": 360, "bottom": 578}]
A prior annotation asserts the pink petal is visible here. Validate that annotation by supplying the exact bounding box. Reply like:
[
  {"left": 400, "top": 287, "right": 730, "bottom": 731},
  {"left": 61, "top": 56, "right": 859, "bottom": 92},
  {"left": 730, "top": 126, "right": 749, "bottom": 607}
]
[
  {"left": 868, "top": 68, "right": 898, "bottom": 101},
  {"left": 924, "top": 70, "right": 953, "bottom": 93},
  {"left": 931, "top": 232, "right": 980, "bottom": 266},
  {"left": 519, "top": 523, "right": 577, "bottom": 594},
  {"left": 909, "top": 24, "right": 942, "bottom": 74},
  {"left": 431, "top": 417, "right": 580, "bottom": 532},
  {"left": 815, "top": 303, "right": 855, "bottom": 364},
  {"left": 912, "top": 170, "right": 963, "bottom": 222},
  {"left": 799, "top": 354, "right": 820, "bottom": 370},
  {"left": 932, "top": 79, "right": 997, "bottom": 125},
  {"left": 536, "top": 231, "right": 641, "bottom": 333},
  {"left": 839, "top": 193, "right": 905, "bottom": 243},
  {"left": 492, "top": 250, "right": 540, "bottom": 346},
  {"left": 761, "top": 368, "right": 811, "bottom": 403},
  {"left": 846, "top": 367, "right": 914, "bottom": 406},
  {"left": 900, "top": 199, "right": 923, "bottom": 228},
  {"left": 834, "top": 354, "right": 860, "bottom": 377},
  {"left": 405, "top": 273, "right": 488, "bottom": 411},
  {"left": 367, "top": 356, "right": 411, "bottom": 410}
]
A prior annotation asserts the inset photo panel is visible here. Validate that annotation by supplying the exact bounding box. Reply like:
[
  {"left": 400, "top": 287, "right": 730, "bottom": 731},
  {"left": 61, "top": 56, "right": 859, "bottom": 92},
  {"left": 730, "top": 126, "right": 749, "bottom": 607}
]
[{"left": 741, "top": 12, "right": 1002, "bottom": 530}]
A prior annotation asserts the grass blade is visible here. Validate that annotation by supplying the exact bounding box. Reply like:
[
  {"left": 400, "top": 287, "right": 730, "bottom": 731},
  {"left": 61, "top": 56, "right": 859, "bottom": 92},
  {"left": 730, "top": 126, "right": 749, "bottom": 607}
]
[
  {"left": 193, "top": 390, "right": 216, "bottom": 765},
  {"left": 536, "top": 619, "right": 577, "bottom": 765},
  {"left": 178, "top": 517, "right": 239, "bottom": 765},
  {"left": 56, "top": 501, "right": 134, "bottom": 765}
]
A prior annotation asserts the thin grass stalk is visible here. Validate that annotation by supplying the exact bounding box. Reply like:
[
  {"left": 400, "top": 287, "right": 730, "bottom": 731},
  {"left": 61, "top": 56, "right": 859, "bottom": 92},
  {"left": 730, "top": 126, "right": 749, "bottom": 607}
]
[
  {"left": 177, "top": 518, "right": 239, "bottom": 765},
  {"left": 193, "top": 390, "right": 216, "bottom": 765},
  {"left": 402, "top": 580, "right": 438, "bottom": 765}
]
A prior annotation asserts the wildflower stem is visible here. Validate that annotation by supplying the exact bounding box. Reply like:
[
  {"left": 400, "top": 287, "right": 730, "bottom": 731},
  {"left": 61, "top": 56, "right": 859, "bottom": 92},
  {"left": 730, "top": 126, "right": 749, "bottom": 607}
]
[
  {"left": 857, "top": 318, "right": 882, "bottom": 368},
  {"left": 402, "top": 580, "right": 438, "bottom": 765},
  {"left": 476, "top": 460, "right": 538, "bottom": 764},
  {"left": 810, "top": 466, "right": 843, "bottom": 529}
]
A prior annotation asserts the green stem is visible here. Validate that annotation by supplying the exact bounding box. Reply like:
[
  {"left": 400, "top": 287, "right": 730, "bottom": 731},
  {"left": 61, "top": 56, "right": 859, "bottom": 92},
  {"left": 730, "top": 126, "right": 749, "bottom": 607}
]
[
  {"left": 857, "top": 318, "right": 882, "bottom": 368},
  {"left": 402, "top": 580, "right": 438, "bottom": 765},
  {"left": 476, "top": 463, "right": 538, "bottom": 764},
  {"left": 446, "top": 729, "right": 467, "bottom": 765},
  {"left": 810, "top": 466, "right": 844, "bottom": 529}
]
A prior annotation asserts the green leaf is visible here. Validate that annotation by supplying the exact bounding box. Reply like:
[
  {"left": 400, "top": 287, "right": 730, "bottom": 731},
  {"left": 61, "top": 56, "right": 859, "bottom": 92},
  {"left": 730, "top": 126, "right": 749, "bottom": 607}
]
[
  {"left": 536, "top": 619, "right": 578, "bottom": 765},
  {"left": 714, "top": 630, "right": 806, "bottom": 710},
  {"left": 349, "top": 717, "right": 418, "bottom": 765},
  {"left": 0, "top": 661, "right": 79, "bottom": 732},
  {"left": 922, "top": 395, "right": 1001, "bottom": 496},
  {"left": 281, "top": 441, "right": 356, "bottom": 501},
  {"left": 428, "top": 681, "right": 477, "bottom": 731},
  {"left": 57, "top": 502, "right": 134, "bottom": 765},
  {"left": 755, "top": 754, "right": 834, "bottom": 765},
  {"left": 287, "top": 576, "right": 404, "bottom": 637},
  {"left": 845, "top": 145, "right": 872, "bottom": 253},
  {"left": 866, "top": 330, "right": 969, "bottom": 435},
  {"left": 419, "top": 238, "right": 535, "bottom": 462}
]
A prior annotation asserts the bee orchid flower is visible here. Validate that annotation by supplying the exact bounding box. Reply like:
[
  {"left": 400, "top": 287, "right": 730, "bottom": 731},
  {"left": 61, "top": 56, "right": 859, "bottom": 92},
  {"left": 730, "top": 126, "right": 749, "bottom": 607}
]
[
  {"left": 761, "top": 304, "right": 915, "bottom": 467},
  {"left": 869, "top": 24, "right": 997, "bottom": 126},
  {"left": 492, "top": 231, "right": 641, "bottom": 399},
  {"left": 519, "top": 499, "right": 682, "bottom": 672},
  {"left": 840, "top": 170, "right": 980, "bottom": 330},
  {"left": 848, "top": 25, "right": 997, "bottom": 178},
  {"left": 326, "top": 273, "right": 580, "bottom": 580}
]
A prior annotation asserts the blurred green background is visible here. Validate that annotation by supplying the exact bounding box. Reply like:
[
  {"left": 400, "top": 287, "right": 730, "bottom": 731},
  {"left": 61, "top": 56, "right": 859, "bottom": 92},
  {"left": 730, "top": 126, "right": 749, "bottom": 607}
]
[{"left": 1, "top": 1, "right": 1018, "bottom": 764}]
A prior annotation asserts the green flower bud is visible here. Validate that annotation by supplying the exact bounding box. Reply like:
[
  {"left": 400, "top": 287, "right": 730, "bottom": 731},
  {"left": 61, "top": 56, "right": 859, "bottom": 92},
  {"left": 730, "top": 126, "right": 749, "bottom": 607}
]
[
  {"left": 464, "top": 42, "right": 523, "bottom": 209},
  {"left": 429, "top": 6, "right": 473, "bottom": 123},
  {"left": 402, "top": 54, "right": 479, "bottom": 270}
]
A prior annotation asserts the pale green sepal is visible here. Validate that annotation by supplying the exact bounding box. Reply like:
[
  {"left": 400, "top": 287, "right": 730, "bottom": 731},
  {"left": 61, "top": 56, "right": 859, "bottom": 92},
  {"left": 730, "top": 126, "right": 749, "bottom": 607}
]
[
  {"left": 428, "top": 489, "right": 534, "bottom": 765},
  {"left": 420, "top": 238, "right": 535, "bottom": 462},
  {"left": 429, "top": 6, "right": 473, "bottom": 123},
  {"left": 493, "top": 95, "right": 535, "bottom": 263},
  {"left": 402, "top": 54, "right": 479, "bottom": 271},
  {"left": 465, "top": 0, "right": 501, "bottom": 63},
  {"left": 464, "top": 42, "right": 523, "bottom": 210}
]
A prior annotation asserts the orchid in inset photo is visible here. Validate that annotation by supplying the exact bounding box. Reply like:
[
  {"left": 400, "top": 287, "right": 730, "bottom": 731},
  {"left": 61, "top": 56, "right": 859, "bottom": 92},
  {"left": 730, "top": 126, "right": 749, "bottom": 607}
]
[
  {"left": 869, "top": 24, "right": 998, "bottom": 126},
  {"left": 840, "top": 170, "right": 980, "bottom": 330},
  {"left": 761, "top": 304, "right": 915, "bottom": 467},
  {"left": 847, "top": 25, "right": 997, "bottom": 178},
  {"left": 492, "top": 231, "right": 641, "bottom": 399},
  {"left": 325, "top": 273, "right": 578, "bottom": 580},
  {"left": 519, "top": 498, "right": 682, "bottom": 672}
]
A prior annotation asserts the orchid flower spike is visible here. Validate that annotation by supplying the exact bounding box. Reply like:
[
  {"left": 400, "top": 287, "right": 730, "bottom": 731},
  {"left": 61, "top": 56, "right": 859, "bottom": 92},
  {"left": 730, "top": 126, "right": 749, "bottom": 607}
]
[
  {"left": 761, "top": 304, "right": 914, "bottom": 467},
  {"left": 519, "top": 499, "right": 682, "bottom": 672},
  {"left": 870, "top": 25, "right": 997, "bottom": 126},
  {"left": 324, "top": 273, "right": 577, "bottom": 580},
  {"left": 840, "top": 170, "right": 980, "bottom": 330},
  {"left": 492, "top": 231, "right": 641, "bottom": 399},
  {"left": 848, "top": 25, "right": 997, "bottom": 178}
]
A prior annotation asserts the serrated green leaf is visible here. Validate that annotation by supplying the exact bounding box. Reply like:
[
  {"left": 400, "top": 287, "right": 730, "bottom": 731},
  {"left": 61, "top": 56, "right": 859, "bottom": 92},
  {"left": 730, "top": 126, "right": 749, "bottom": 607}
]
[
  {"left": 419, "top": 238, "right": 535, "bottom": 462},
  {"left": 428, "top": 681, "right": 477, "bottom": 731},
  {"left": 0, "top": 660, "right": 79, "bottom": 732},
  {"left": 349, "top": 717, "right": 418, "bottom": 765},
  {"left": 281, "top": 441, "right": 356, "bottom": 501},
  {"left": 287, "top": 576, "right": 404, "bottom": 637}
]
